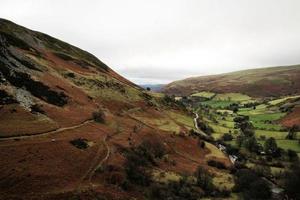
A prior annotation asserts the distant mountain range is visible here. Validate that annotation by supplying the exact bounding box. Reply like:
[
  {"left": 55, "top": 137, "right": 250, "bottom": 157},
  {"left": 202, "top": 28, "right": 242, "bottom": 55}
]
[
  {"left": 162, "top": 65, "right": 300, "bottom": 97},
  {"left": 139, "top": 84, "right": 165, "bottom": 92}
]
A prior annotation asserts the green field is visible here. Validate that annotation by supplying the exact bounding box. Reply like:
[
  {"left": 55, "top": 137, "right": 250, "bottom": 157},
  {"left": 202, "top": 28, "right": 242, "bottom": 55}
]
[
  {"left": 191, "top": 91, "right": 215, "bottom": 99},
  {"left": 213, "top": 93, "right": 252, "bottom": 102},
  {"left": 255, "top": 130, "right": 288, "bottom": 139},
  {"left": 194, "top": 92, "right": 300, "bottom": 155},
  {"left": 201, "top": 100, "right": 234, "bottom": 109},
  {"left": 258, "top": 140, "right": 300, "bottom": 153},
  {"left": 268, "top": 95, "right": 300, "bottom": 105}
]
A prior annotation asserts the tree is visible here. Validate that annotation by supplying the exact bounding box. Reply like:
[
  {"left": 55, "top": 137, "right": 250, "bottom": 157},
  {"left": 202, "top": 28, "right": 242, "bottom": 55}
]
[
  {"left": 194, "top": 166, "right": 214, "bottom": 192},
  {"left": 284, "top": 163, "right": 300, "bottom": 199},
  {"left": 264, "top": 137, "right": 278, "bottom": 155},
  {"left": 254, "top": 165, "right": 271, "bottom": 178},
  {"left": 234, "top": 169, "right": 271, "bottom": 200},
  {"left": 197, "top": 120, "right": 214, "bottom": 135},
  {"left": 234, "top": 169, "right": 258, "bottom": 192},
  {"left": 222, "top": 133, "right": 233, "bottom": 141},
  {"left": 244, "top": 179, "right": 271, "bottom": 200},
  {"left": 286, "top": 125, "right": 297, "bottom": 140},
  {"left": 287, "top": 149, "right": 298, "bottom": 162},
  {"left": 243, "top": 136, "right": 259, "bottom": 153},
  {"left": 146, "top": 87, "right": 151, "bottom": 91}
]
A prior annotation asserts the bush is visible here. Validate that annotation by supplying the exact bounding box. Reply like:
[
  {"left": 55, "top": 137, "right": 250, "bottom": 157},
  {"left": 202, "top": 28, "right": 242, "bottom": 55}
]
[
  {"left": 70, "top": 138, "right": 89, "bottom": 149},
  {"left": 92, "top": 110, "right": 106, "bottom": 123},
  {"left": 124, "top": 144, "right": 152, "bottom": 186},
  {"left": 234, "top": 169, "right": 271, "bottom": 200},
  {"left": 0, "top": 90, "right": 17, "bottom": 104},
  {"left": 30, "top": 104, "right": 45, "bottom": 114},
  {"left": 284, "top": 163, "right": 300, "bottom": 200},
  {"left": 124, "top": 139, "right": 166, "bottom": 186},
  {"left": 197, "top": 120, "right": 214, "bottom": 135},
  {"left": 207, "top": 160, "right": 227, "bottom": 169},
  {"left": 254, "top": 165, "right": 271, "bottom": 178},
  {"left": 264, "top": 137, "right": 278, "bottom": 156},
  {"left": 243, "top": 179, "right": 271, "bottom": 200},
  {"left": 222, "top": 133, "right": 233, "bottom": 141},
  {"left": 194, "top": 166, "right": 214, "bottom": 192},
  {"left": 66, "top": 72, "right": 75, "bottom": 78},
  {"left": 198, "top": 138, "right": 205, "bottom": 148},
  {"left": 147, "top": 178, "right": 204, "bottom": 200},
  {"left": 287, "top": 149, "right": 299, "bottom": 162}
]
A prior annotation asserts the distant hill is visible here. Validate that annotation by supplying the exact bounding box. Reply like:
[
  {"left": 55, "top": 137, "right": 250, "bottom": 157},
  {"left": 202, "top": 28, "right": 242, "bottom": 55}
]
[
  {"left": 162, "top": 65, "right": 300, "bottom": 97},
  {"left": 140, "top": 84, "right": 165, "bottom": 92}
]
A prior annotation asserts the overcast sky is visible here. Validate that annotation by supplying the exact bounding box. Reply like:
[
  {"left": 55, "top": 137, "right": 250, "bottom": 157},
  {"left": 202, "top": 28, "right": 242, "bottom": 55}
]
[{"left": 1, "top": 0, "right": 300, "bottom": 84}]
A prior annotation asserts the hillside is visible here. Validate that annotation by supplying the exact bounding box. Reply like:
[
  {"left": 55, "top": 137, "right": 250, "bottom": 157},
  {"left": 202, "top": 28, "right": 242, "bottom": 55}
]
[
  {"left": 0, "top": 19, "right": 234, "bottom": 200},
  {"left": 163, "top": 65, "right": 300, "bottom": 97}
]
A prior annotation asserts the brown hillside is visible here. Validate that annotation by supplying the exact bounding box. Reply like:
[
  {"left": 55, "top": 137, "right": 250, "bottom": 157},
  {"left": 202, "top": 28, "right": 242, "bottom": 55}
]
[
  {"left": 163, "top": 66, "right": 300, "bottom": 97},
  {"left": 0, "top": 19, "right": 232, "bottom": 200}
]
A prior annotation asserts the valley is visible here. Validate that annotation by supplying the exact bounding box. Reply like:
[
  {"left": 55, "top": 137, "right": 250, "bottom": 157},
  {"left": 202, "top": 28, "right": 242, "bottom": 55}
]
[
  {"left": 0, "top": 19, "right": 234, "bottom": 200},
  {"left": 172, "top": 90, "right": 300, "bottom": 199},
  {"left": 0, "top": 18, "right": 299, "bottom": 200}
]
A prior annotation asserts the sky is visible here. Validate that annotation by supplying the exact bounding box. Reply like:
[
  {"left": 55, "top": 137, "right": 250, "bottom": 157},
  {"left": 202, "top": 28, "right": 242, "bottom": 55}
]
[{"left": 1, "top": 0, "right": 300, "bottom": 84}]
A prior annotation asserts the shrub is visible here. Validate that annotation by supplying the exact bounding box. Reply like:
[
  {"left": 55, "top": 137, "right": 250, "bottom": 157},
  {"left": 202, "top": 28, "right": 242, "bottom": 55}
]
[
  {"left": 287, "top": 149, "right": 298, "bottom": 162},
  {"left": 197, "top": 120, "right": 214, "bottom": 135},
  {"left": 234, "top": 169, "right": 271, "bottom": 200},
  {"left": 124, "top": 144, "right": 152, "bottom": 185},
  {"left": 92, "top": 110, "right": 106, "bottom": 123},
  {"left": 0, "top": 90, "right": 17, "bottom": 104},
  {"left": 198, "top": 138, "right": 205, "bottom": 148},
  {"left": 254, "top": 165, "right": 271, "bottom": 178},
  {"left": 30, "top": 104, "right": 45, "bottom": 114},
  {"left": 264, "top": 137, "right": 278, "bottom": 156},
  {"left": 284, "top": 163, "right": 300, "bottom": 200},
  {"left": 147, "top": 179, "right": 204, "bottom": 200},
  {"left": 66, "top": 72, "right": 75, "bottom": 78},
  {"left": 222, "top": 133, "right": 233, "bottom": 141},
  {"left": 207, "top": 160, "right": 227, "bottom": 169},
  {"left": 124, "top": 139, "right": 166, "bottom": 186},
  {"left": 70, "top": 138, "right": 89, "bottom": 149},
  {"left": 243, "top": 179, "right": 271, "bottom": 200},
  {"left": 194, "top": 166, "right": 214, "bottom": 192}
]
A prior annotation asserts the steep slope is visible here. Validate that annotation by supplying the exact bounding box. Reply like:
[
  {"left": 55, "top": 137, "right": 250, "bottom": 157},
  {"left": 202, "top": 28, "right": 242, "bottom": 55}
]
[
  {"left": 0, "top": 18, "right": 143, "bottom": 136},
  {"left": 163, "top": 65, "right": 300, "bottom": 97},
  {"left": 0, "top": 19, "right": 233, "bottom": 200}
]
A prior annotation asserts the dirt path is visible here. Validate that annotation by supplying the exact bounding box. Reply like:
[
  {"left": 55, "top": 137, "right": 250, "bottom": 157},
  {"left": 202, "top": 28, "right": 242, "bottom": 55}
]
[
  {"left": 75, "top": 127, "right": 111, "bottom": 193},
  {"left": 194, "top": 112, "right": 199, "bottom": 130},
  {"left": 88, "top": 136, "right": 110, "bottom": 183},
  {"left": 193, "top": 112, "right": 210, "bottom": 138},
  {"left": 0, "top": 119, "right": 94, "bottom": 141}
]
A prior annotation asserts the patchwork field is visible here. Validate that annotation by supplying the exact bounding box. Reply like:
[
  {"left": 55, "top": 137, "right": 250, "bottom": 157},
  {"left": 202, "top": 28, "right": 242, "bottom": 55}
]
[{"left": 194, "top": 92, "right": 300, "bottom": 153}]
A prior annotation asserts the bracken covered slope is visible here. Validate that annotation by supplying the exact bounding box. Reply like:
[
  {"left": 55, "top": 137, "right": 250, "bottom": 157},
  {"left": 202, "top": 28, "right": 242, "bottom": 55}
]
[
  {"left": 163, "top": 65, "right": 300, "bottom": 97},
  {"left": 0, "top": 18, "right": 142, "bottom": 135},
  {"left": 0, "top": 19, "right": 232, "bottom": 200}
]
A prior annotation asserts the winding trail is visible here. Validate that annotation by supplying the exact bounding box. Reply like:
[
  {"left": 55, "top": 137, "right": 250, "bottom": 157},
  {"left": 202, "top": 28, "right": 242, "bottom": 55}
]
[
  {"left": 88, "top": 135, "right": 110, "bottom": 183},
  {"left": 193, "top": 112, "right": 210, "bottom": 138},
  {"left": 75, "top": 125, "right": 111, "bottom": 193},
  {"left": 194, "top": 112, "right": 199, "bottom": 130},
  {"left": 0, "top": 119, "right": 94, "bottom": 141}
]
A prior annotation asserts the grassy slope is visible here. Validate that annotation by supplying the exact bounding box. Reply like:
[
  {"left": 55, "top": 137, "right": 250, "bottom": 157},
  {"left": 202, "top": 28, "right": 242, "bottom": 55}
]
[
  {"left": 163, "top": 65, "right": 300, "bottom": 97},
  {"left": 197, "top": 92, "right": 300, "bottom": 152}
]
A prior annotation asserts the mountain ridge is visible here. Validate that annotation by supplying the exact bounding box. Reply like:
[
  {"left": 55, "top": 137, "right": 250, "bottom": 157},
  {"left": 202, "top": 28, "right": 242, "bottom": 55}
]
[{"left": 162, "top": 65, "right": 300, "bottom": 97}]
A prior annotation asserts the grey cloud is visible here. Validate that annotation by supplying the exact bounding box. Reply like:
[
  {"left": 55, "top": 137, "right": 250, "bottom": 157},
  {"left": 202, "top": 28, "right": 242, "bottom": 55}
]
[{"left": 1, "top": 0, "right": 300, "bottom": 84}]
